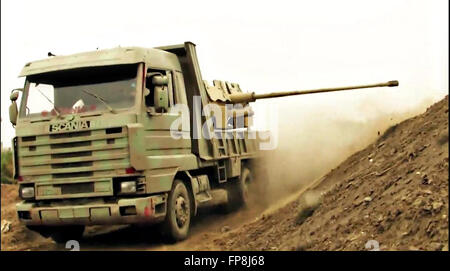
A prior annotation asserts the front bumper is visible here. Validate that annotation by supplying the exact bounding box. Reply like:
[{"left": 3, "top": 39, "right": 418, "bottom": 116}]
[{"left": 16, "top": 194, "right": 167, "bottom": 226}]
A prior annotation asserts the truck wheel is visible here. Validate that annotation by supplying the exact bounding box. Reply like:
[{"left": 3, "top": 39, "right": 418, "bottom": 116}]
[
  {"left": 163, "top": 180, "right": 192, "bottom": 242},
  {"left": 48, "top": 226, "right": 85, "bottom": 244},
  {"left": 224, "top": 167, "right": 253, "bottom": 212}
]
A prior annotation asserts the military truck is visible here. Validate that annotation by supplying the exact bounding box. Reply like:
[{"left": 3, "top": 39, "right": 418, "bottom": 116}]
[{"left": 8, "top": 41, "right": 398, "bottom": 243}]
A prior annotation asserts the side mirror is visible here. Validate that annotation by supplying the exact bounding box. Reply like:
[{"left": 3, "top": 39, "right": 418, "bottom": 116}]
[
  {"left": 151, "top": 75, "right": 169, "bottom": 86},
  {"left": 148, "top": 75, "right": 169, "bottom": 113},
  {"left": 9, "top": 91, "right": 20, "bottom": 126},
  {"left": 154, "top": 85, "right": 169, "bottom": 112},
  {"left": 10, "top": 91, "right": 19, "bottom": 101}
]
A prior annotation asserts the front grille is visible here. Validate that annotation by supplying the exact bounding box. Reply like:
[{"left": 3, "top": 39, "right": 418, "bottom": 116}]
[
  {"left": 18, "top": 127, "right": 131, "bottom": 186},
  {"left": 50, "top": 141, "right": 91, "bottom": 149},
  {"left": 50, "top": 131, "right": 91, "bottom": 139},
  {"left": 22, "top": 136, "right": 36, "bottom": 142},
  {"left": 52, "top": 161, "right": 93, "bottom": 169},
  {"left": 106, "top": 127, "right": 122, "bottom": 134},
  {"left": 51, "top": 151, "right": 92, "bottom": 159}
]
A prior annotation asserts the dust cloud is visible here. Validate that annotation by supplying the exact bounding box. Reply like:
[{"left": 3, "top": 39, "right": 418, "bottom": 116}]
[{"left": 251, "top": 92, "right": 442, "bottom": 207}]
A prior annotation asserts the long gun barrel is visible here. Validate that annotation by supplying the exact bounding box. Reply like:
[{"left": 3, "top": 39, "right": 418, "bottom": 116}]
[{"left": 229, "top": 80, "right": 399, "bottom": 103}]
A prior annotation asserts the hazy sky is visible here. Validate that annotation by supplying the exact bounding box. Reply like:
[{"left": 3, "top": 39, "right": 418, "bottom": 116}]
[{"left": 1, "top": 0, "right": 448, "bottom": 147}]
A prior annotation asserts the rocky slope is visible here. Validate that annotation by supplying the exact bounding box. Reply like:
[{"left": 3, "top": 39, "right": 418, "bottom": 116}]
[{"left": 209, "top": 96, "right": 449, "bottom": 251}]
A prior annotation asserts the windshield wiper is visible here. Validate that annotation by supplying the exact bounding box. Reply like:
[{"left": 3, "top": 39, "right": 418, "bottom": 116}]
[
  {"left": 82, "top": 89, "right": 116, "bottom": 114},
  {"left": 36, "top": 88, "right": 62, "bottom": 118}
]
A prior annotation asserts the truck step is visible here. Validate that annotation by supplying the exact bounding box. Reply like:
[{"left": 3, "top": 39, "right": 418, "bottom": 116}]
[
  {"left": 196, "top": 189, "right": 228, "bottom": 209},
  {"left": 217, "top": 160, "right": 227, "bottom": 183},
  {"left": 196, "top": 191, "right": 212, "bottom": 203}
]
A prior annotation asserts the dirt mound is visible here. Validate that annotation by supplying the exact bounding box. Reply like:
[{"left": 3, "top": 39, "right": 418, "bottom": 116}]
[{"left": 209, "top": 96, "right": 449, "bottom": 251}]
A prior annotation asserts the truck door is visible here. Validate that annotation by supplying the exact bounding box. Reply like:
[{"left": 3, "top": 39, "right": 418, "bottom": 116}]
[{"left": 142, "top": 68, "right": 192, "bottom": 159}]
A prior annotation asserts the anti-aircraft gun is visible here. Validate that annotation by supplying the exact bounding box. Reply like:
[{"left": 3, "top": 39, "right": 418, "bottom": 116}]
[
  {"left": 9, "top": 41, "right": 398, "bottom": 243},
  {"left": 202, "top": 79, "right": 399, "bottom": 131}
]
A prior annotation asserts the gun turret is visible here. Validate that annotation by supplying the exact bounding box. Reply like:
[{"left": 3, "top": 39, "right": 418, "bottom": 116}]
[{"left": 228, "top": 80, "right": 399, "bottom": 104}]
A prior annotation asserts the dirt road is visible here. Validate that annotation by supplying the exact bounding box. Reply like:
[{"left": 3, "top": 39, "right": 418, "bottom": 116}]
[{"left": 1, "top": 182, "right": 286, "bottom": 251}]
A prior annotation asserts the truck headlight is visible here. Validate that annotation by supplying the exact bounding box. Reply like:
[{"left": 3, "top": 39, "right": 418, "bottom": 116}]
[
  {"left": 120, "top": 181, "right": 136, "bottom": 194},
  {"left": 20, "top": 187, "right": 35, "bottom": 199}
]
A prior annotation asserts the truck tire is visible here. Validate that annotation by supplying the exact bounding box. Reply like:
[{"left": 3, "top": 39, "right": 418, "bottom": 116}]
[
  {"left": 162, "top": 179, "right": 192, "bottom": 242},
  {"left": 48, "top": 226, "right": 85, "bottom": 244},
  {"left": 224, "top": 167, "right": 252, "bottom": 212}
]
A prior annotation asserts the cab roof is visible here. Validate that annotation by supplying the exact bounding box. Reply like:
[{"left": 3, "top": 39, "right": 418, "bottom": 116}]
[{"left": 19, "top": 46, "right": 182, "bottom": 77}]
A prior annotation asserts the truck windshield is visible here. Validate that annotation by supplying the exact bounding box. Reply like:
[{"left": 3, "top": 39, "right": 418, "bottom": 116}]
[{"left": 20, "top": 64, "right": 139, "bottom": 118}]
